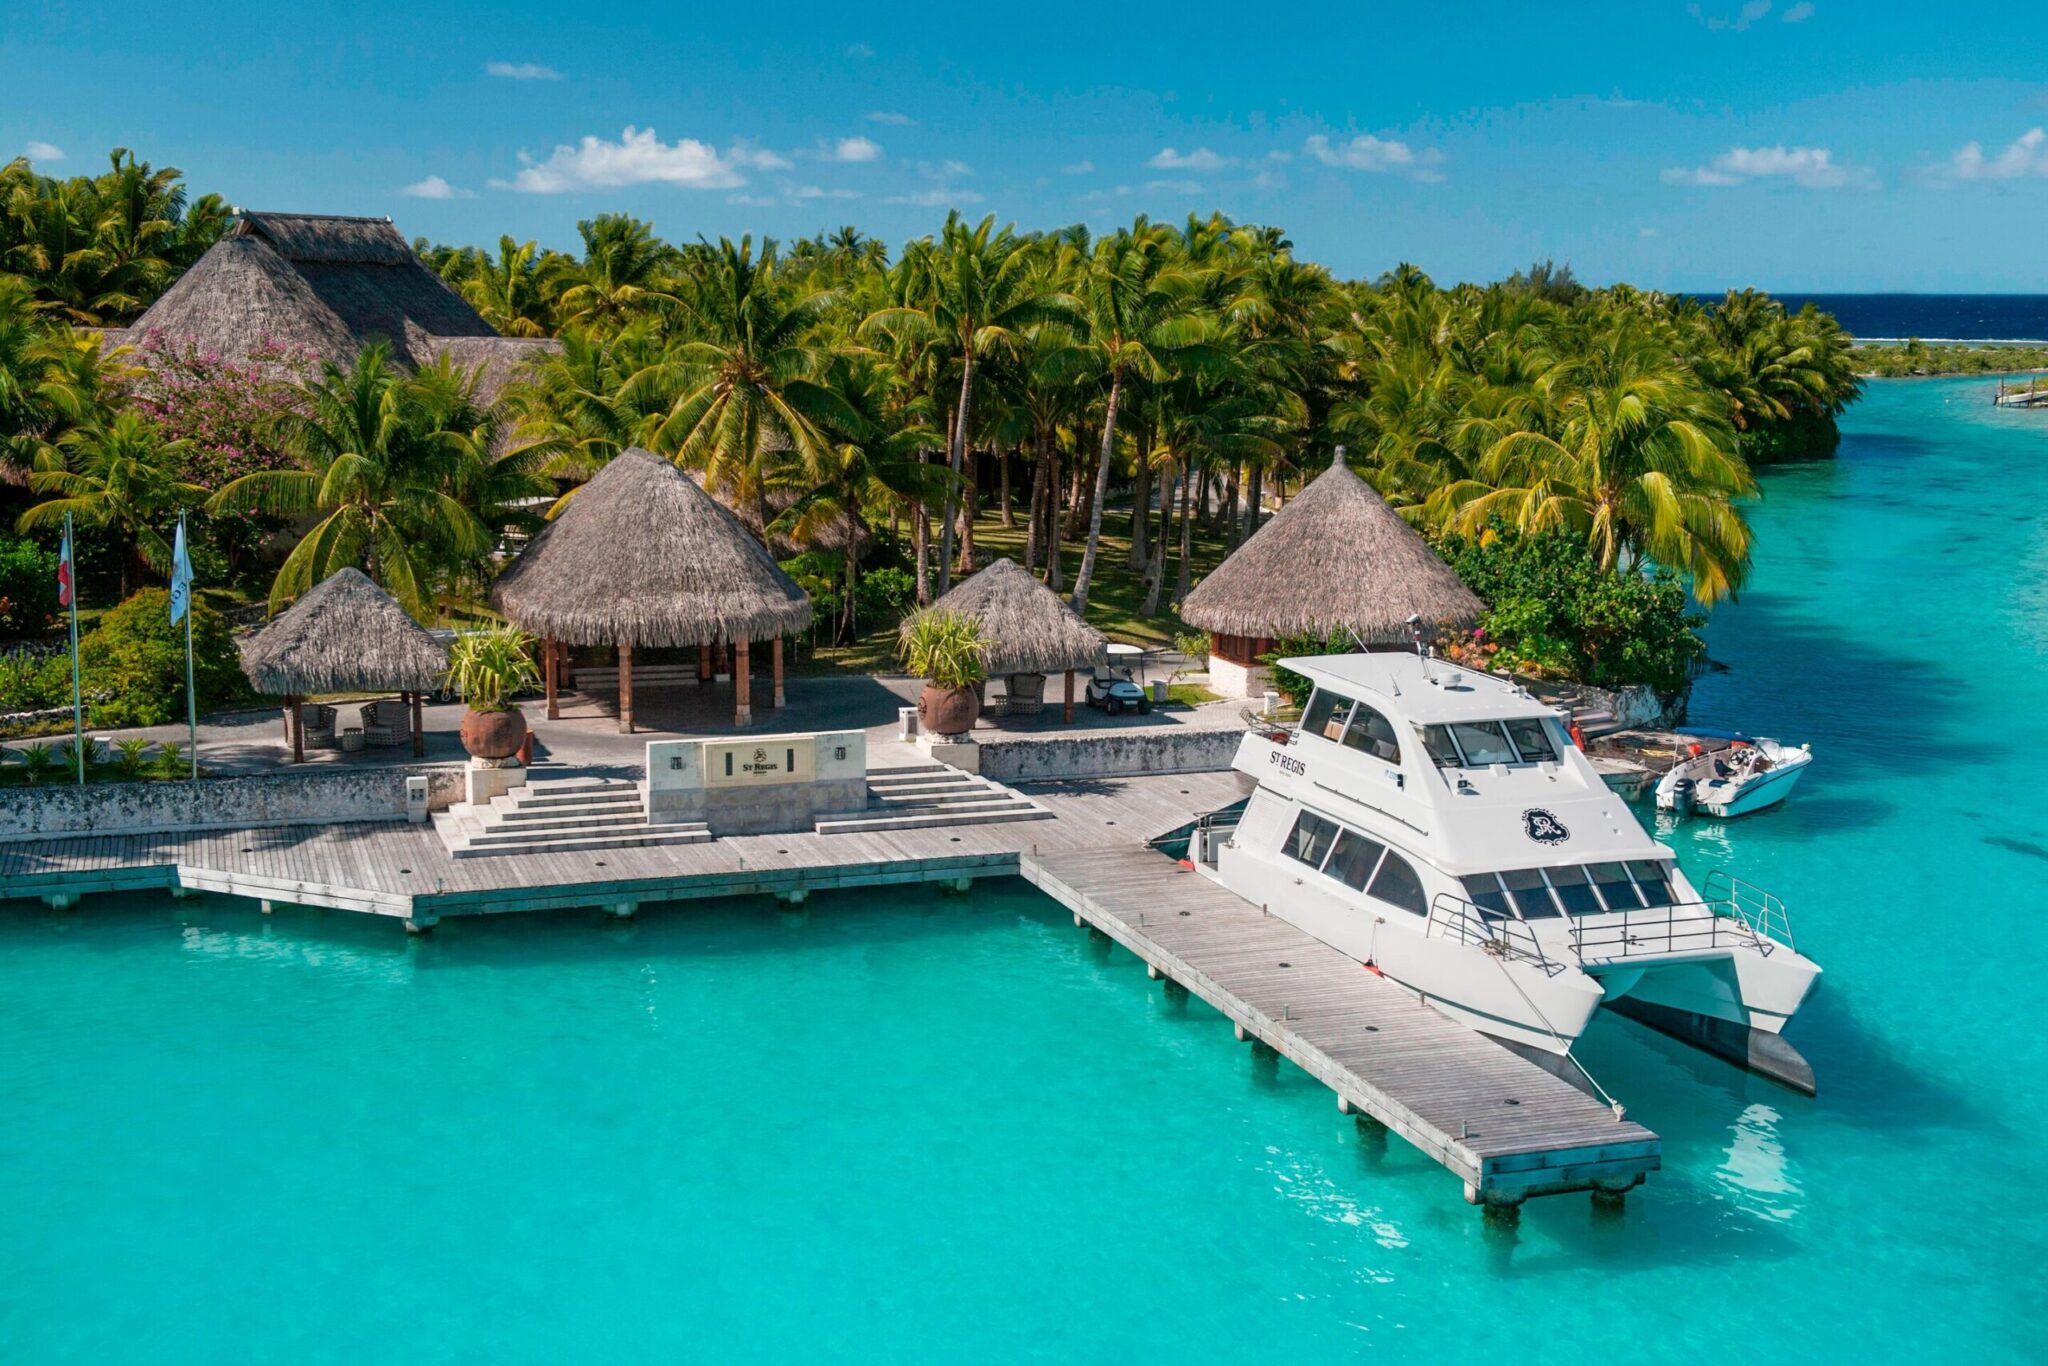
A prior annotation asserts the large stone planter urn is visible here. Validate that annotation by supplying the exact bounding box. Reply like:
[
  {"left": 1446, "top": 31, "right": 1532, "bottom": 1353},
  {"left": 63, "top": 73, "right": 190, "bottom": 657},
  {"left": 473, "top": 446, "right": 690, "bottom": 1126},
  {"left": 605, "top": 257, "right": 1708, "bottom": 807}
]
[
  {"left": 460, "top": 707, "right": 528, "bottom": 762},
  {"left": 918, "top": 683, "right": 981, "bottom": 738}
]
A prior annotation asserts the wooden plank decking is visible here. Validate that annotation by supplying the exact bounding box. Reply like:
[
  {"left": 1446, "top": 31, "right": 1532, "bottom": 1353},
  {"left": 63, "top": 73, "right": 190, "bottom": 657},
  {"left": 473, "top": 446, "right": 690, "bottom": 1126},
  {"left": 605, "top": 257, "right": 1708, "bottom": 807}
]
[{"left": 1017, "top": 846, "right": 1661, "bottom": 1207}]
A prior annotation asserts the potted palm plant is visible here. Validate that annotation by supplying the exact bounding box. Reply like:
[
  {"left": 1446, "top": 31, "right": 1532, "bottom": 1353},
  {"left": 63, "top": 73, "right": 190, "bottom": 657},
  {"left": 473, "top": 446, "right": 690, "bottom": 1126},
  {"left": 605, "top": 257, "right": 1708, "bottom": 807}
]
[
  {"left": 900, "top": 610, "right": 989, "bottom": 738},
  {"left": 447, "top": 624, "right": 541, "bottom": 761}
]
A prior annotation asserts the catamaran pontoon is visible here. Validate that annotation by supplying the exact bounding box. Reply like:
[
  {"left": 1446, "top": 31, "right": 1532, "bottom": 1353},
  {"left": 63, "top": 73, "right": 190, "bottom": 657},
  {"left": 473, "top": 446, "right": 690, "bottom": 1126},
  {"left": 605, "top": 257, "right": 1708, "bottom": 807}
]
[{"left": 1194, "top": 651, "right": 1821, "bottom": 1093}]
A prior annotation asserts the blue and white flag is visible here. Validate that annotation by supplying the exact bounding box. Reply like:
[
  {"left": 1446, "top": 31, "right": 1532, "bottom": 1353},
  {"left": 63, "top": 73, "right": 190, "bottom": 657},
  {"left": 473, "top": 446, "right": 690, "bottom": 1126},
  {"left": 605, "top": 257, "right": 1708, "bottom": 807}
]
[{"left": 168, "top": 516, "right": 193, "bottom": 624}]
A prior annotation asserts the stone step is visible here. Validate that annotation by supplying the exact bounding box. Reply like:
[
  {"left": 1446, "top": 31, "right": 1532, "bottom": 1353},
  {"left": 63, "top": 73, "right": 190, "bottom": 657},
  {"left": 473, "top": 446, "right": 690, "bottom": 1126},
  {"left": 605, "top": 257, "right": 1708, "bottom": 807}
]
[
  {"left": 864, "top": 775, "right": 986, "bottom": 796},
  {"left": 473, "top": 810, "right": 654, "bottom": 836},
  {"left": 450, "top": 823, "right": 713, "bottom": 858},
  {"left": 815, "top": 805, "right": 1051, "bottom": 835},
  {"left": 496, "top": 796, "right": 647, "bottom": 821},
  {"left": 871, "top": 789, "right": 1023, "bottom": 810},
  {"left": 864, "top": 767, "right": 962, "bottom": 786}
]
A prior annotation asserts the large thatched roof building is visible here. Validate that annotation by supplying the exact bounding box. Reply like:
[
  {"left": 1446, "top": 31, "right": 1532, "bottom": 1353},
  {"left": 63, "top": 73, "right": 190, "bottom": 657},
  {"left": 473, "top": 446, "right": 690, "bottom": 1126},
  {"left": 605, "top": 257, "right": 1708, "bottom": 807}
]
[
  {"left": 1179, "top": 450, "right": 1484, "bottom": 697},
  {"left": 103, "top": 212, "right": 557, "bottom": 400},
  {"left": 239, "top": 567, "right": 448, "bottom": 759},
  {"left": 492, "top": 447, "right": 811, "bottom": 730}
]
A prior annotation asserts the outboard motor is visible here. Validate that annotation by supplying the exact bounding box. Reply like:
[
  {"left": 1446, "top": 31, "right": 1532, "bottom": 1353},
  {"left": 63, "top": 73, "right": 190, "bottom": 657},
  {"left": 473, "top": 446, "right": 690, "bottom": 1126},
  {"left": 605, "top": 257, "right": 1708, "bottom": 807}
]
[{"left": 1668, "top": 776, "right": 1698, "bottom": 818}]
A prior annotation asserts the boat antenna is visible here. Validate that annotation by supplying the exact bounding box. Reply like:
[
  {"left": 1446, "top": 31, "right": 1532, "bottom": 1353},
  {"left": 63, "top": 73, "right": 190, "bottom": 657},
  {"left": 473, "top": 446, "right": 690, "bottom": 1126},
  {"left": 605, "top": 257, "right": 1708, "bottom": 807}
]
[{"left": 1408, "top": 612, "right": 1435, "bottom": 684}]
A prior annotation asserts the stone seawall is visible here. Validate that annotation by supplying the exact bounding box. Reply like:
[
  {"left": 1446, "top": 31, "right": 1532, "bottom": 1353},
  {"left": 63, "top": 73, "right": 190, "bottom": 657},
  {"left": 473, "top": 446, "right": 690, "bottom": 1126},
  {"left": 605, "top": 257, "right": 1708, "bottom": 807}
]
[
  {"left": 0, "top": 765, "right": 467, "bottom": 842},
  {"left": 977, "top": 726, "right": 1246, "bottom": 783}
]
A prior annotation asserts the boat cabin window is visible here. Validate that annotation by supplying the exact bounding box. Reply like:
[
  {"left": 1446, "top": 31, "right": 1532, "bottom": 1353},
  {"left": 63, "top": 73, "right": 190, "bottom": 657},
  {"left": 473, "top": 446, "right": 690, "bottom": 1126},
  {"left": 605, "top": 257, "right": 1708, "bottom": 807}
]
[
  {"left": 1461, "top": 873, "right": 1512, "bottom": 918},
  {"left": 1286, "top": 811, "right": 1342, "bottom": 869},
  {"left": 1302, "top": 689, "right": 1355, "bottom": 743},
  {"left": 1368, "top": 850, "right": 1428, "bottom": 915},
  {"left": 1543, "top": 863, "right": 1605, "bottom": 916},
  {"left": 1340, "top": 703, "right": 1402, "bottom": 763},
  {"left": 1588, "top": 862, "right": 1644, "bottom": 910},
  {"left": 1627, "top": 859, "right": 1676, "bottom": 907},
  {"left": 1325, "top": 830, "right": 1387, "bottom": 891},
  {"left": 1423, "top": 718, "right": 1565, "bottom": 768},
  {"left": 1499, "top": 867, "right": 1561, "bottom": 919}
]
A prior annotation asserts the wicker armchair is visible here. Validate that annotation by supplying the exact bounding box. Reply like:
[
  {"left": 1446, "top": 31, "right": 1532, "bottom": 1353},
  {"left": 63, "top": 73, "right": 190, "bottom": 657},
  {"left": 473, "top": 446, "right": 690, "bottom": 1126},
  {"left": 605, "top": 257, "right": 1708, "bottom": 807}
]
[
  {"left": 358, "top": 700, "right": 410, "bottom": 748},
  {"left": 301, "top": 704, "right": 339, "bottom": 749},
  {"left": 1002, "top": 672, "right": 1046, "bottom": 717}
]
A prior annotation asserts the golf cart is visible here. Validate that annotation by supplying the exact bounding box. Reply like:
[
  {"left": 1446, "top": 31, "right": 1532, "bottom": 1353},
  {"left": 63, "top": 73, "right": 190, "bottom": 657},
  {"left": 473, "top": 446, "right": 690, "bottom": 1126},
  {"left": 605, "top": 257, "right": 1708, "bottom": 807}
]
[{"left": 1086, "top": 643, "right": 1152, "bottom": 716}]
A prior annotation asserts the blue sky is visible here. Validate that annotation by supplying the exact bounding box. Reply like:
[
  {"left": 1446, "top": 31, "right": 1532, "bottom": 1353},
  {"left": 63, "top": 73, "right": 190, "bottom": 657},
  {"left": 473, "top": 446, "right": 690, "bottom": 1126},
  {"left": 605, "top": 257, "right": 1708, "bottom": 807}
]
[{"left": 9, "top": 1, "right": 2048, "bottom": 290}]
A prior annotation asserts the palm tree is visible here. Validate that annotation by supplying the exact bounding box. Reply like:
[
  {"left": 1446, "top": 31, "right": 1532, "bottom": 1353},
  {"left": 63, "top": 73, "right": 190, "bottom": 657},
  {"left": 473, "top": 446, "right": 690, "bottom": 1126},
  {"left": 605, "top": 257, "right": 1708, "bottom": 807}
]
[
  {"left": 1432, "top": 322, "right": 1756, "bottom": 602},
  {"left": 863, "top": 213, "right": 1075, "bottom": 594},
  {"left": 460, "top": 237, "right": 556, "bottom": 338},
  {"left": 551, "top": 215, "right": 680, "bottom": 332},
  {"left": 646, "top": 237, "right": 857, "bottom": 524},
  {"left": 502, "top": 323, "right": 672, "bottom": 488},
  {"left": 1067, "top": 222, "right": 1215, "bottom": 612},
  {"left": 17, "top": 410, "right": 200, "bottom": 595},
  {"left": 207, "top": 345, "right": 501, "bottom": 615}
]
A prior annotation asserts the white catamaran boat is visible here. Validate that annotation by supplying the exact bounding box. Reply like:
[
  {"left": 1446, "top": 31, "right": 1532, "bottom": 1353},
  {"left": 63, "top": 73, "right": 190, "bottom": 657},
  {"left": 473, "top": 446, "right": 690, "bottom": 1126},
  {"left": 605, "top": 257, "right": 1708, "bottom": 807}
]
[
  {"left": 1196, "top": 650, "right": 1822, "bottom": 1093},
  {"left": 1654, "top": 731, "right": 1813, "bottom": 819}
]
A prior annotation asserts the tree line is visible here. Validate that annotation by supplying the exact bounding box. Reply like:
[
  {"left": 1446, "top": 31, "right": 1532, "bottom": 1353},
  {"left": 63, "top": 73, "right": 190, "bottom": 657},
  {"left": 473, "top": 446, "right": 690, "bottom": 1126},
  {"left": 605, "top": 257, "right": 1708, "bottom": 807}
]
[{"left": 0, "top": 148, "right": 1864, "bottom": 645}]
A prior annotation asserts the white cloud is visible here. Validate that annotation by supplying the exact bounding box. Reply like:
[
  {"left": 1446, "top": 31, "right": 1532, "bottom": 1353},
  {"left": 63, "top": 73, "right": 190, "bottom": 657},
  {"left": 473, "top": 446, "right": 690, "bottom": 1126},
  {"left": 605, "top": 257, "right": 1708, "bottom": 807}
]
[
  {"left": 1149, "top": 146, "right": 1231, "bottom": 172},
  {"left": 1941, "top": 127, "right": 2048, "bottom": 183},
  {"left": 1061, "top": 160, "right": 1095, "bottom": 175},
  {"left": 885, "top": 187, "right": 985, "bottom": 207},
  {"left": 866, "top": 111, "right": 914, "bottom": 126},
  {"left": 1782, "top": 1, "right": 1814, "bottom": 20},
  {"left": 824, "top": 136, "right": 883, "bottom": 163},
  {"left": 728, "top": 194, "right": 780, "bottom": 207},
  {"left": 1661, "top": 144, "right": 1874, "bottom": 189},
  {"left": 1689, "top": 1, "right": 1773, "bottom": 31},
  {"left": 730, "top": 143, "right": 794, "bottom": 171},
  {"left": 486, "top": 61, "right": 560, "bottom": 80},
  {"left": 916, "top": 159, "right": 971, "bottom": 179},
  {"left": 1304, "top": 133, "right": 1444, "bottom": 181},
  {"left": 793, "top": 184, "right": 861, "bottom": 200},
  {"left": 1639, "top": 226, "right": 1660, "bottom": 237},
  {"left": 846, "top": 42, "right": 875, "bottom": 59},
  {"left": 1143, "top": 178, "right": 1205, "bottom": 195},
  {"left": 24, "top": 140, "right": 63, "bottom": 162},
  {"left": 495, "top": 127, "right": 745, "bottom": 193},
  {"left": 399, "top": 175, "right": 475, "bottom": 200}
]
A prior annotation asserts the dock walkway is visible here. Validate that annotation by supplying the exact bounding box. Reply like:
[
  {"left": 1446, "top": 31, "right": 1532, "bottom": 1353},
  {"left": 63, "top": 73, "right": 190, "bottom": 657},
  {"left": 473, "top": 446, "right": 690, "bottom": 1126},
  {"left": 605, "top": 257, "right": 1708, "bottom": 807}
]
[{"left": 1019, "top": 847, "right": 1660, "bottom": 1208}]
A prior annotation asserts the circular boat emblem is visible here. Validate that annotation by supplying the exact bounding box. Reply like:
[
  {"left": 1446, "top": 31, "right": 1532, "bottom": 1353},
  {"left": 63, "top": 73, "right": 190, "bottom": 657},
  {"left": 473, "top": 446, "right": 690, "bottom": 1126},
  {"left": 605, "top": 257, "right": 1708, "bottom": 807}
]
[{"left": 1522, "top": 808, "right": 1570, "bottom": 844}]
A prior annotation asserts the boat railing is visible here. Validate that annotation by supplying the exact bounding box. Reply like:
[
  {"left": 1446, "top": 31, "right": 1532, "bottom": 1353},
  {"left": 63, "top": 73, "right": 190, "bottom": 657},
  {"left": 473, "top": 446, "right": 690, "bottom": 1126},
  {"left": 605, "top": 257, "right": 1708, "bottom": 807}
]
[
  {"left": 1239, "top": 702, "right": 1302, "bottom": 744},
  {"left": 1425, "top": 894, "right": 1566, "bottom": 977},
  {"left": 1702, "top": 869, "right": 1796, "bottom": 952},
  {"left": 1566, "top": 896, "right": 1784, "bottom": 962}
]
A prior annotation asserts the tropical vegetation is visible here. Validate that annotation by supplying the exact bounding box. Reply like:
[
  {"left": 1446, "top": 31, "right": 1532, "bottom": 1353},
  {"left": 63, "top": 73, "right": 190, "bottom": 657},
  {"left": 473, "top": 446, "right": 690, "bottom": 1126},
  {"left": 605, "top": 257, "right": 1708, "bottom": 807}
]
[{"left": 0, "top": 144, "right": 1868, "bottom": 709}]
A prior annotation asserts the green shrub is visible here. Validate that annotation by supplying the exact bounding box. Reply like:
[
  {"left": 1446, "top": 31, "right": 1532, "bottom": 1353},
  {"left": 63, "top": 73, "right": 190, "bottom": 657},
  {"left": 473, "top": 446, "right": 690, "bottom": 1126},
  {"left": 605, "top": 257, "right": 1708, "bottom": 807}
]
[
  {"left": 1259, "top": 630, "right": 1348, "bottom": 705},
  {"left": 0, "top": 647, "right": 72, "bottom": 713},
  {"left": 0, "top": 536, "right": 60, "bottom": 638},
  {"left": 1433, "top": 524, "right": 1706, "bottom": 693},
  {"left": 76, "top": 589, "right": 248, "bottom": 727},
  {"left": 855, "top": 567, "right": 920, "bottom": 625}
]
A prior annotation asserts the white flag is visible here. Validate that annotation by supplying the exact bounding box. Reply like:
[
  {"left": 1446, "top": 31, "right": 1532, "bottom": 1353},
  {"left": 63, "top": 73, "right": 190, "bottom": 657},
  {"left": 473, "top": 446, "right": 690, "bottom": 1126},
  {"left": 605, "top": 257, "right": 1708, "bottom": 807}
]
[{"left": 169, "top": 517, "right": 193, "bottom": 624}]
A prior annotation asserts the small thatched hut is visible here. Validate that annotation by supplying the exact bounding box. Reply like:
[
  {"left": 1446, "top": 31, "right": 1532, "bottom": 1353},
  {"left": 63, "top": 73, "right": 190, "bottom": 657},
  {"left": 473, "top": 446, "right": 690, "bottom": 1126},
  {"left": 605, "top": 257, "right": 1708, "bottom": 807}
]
[
  {"left": 909, "top": 558, "right": 1107, "bottom": 721},
  {"left": 492, "top": 447, "right": 812, "bottom": 731},
  {"left": 1179, "top": 449, "right": 1484, "bottom": 698},
  {"left": 101, "top": 212, "right": 559, "bottom": 401},
  {"left": 239, "top": 567, "right": 448, "bottom": 760}
]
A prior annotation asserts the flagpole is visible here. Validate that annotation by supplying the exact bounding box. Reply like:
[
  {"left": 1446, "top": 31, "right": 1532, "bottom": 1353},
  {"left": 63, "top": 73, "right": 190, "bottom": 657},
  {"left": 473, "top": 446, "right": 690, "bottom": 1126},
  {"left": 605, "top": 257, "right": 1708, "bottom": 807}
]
[
  {"left": 65, "top": 511, "right": 83, "bottom": 786},
  {"left": 181, "top": 513, "right": 198, "bottom": 779}
]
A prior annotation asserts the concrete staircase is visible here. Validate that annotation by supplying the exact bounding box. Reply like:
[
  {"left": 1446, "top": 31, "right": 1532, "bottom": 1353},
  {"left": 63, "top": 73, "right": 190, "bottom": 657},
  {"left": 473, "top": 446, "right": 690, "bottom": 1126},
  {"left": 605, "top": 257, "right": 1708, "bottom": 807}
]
[
  {"left": 434, "top": 776, "right": 713, "bottom": 858},
  {"left": 816, "top": 763, "right": 1051, "bottom": 835}
]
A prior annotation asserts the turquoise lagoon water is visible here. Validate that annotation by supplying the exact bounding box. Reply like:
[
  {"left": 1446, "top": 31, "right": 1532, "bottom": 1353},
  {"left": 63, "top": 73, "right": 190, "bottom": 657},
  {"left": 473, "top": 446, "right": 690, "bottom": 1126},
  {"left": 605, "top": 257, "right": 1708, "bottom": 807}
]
[{"left": 4, "top": 376, "right": 2047, "bottom": 1363}]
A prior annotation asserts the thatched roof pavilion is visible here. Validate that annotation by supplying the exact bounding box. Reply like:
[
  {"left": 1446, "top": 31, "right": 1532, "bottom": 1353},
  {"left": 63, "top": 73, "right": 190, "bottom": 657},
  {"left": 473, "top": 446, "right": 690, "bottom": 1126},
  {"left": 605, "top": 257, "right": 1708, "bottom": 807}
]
[
  {"left": 909, "top": 558, "right": 1106, "bottom": 722},
  {"left": 239, "top": 567, "right": 448, "bottom": 760},
  {"left": 102, "top": 212, "right": 558, "bottom": 401},
  {"left": 1179, "top": 450, "right": 1484, "bottom": 696},
  {"left": 492, "top": 446, "right": 812, "bottom": 730}
]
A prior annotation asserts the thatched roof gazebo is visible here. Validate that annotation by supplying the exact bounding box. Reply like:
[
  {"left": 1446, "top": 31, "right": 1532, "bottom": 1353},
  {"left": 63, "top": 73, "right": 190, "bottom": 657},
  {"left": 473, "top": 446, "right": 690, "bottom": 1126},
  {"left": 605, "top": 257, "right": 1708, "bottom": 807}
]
[
  {"left": 491, "top": 447, "right": 812, "bottom": 730},
  {"left": 100, "top": 212, "right": 559, "bottom": 401},
  {"left": 910, "top": 558, "right": 1108, "bottom": 721},
  {"left": 1179, "top": 449, "right": 1484, "bottom": 697},
  {"left": 239, "top": 567, "right": 449, "bottom": 760}
]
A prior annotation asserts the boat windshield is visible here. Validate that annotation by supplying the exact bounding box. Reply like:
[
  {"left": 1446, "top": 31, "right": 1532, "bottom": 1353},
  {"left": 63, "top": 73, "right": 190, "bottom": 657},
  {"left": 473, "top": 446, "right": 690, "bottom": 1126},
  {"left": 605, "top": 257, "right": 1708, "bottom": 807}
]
[
  {"left": 1463, "top": 860, "right": 1683, "bottom": 919},
  {"left": 1423, "top": 717, "right": 1564, "bottom": 769}
]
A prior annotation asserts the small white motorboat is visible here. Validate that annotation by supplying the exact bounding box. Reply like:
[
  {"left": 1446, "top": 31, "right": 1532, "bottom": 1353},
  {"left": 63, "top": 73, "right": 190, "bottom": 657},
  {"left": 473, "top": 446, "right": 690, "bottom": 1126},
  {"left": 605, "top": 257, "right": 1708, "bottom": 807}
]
[{"left": 1655, "top": 731, "right": 1812, "bottom": 819}]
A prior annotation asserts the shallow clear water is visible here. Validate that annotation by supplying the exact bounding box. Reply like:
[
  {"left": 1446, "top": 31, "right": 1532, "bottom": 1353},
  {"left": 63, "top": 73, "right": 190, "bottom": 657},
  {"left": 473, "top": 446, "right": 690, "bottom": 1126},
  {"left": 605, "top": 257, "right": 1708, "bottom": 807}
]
[{"left": 4, "top": 377, "right": 2046, "bottom": 1363}]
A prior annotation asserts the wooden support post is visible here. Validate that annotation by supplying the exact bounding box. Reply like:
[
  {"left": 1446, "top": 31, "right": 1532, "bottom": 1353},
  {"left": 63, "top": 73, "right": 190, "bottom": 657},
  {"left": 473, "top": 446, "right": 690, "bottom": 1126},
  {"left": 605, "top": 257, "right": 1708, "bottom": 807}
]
[
  {"left": 734, "top": 637, "right": 752, "bottom": 727},
  {"left": 544, "top": 637, "right": 560, "bottom": 720},
  {"left": 410, "top": 690, "right": 424, "bottom": 757},
  {"left": 772, "top": 637, "right": 785, "bottom": 708},
  {"left": 618, "top": 638, "right": 635, "bottom": 735},
  {"left": 697, "top": 642, "right": 712, "bottom": 683},
  {"left": 291, "top": 696, "right": 305, "bottom": 764},
  {"left": 1062, "top": 669, "right": 1075, "bottom": 723}
]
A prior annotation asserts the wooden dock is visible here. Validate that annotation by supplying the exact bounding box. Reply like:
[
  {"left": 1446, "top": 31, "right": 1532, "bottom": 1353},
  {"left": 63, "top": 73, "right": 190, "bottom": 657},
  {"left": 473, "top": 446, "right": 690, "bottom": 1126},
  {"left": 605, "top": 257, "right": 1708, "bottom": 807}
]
[
  {"left": 2, "top": 767, "right": 1661, "bottom": 1210},
  {"left": 1018, "top": 847, "right": 1661, "bottom": 1209}
]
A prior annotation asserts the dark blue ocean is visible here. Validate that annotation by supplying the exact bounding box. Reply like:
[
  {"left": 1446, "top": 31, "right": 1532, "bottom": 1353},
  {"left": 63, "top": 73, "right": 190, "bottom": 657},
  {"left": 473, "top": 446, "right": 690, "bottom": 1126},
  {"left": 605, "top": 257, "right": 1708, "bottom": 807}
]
[{"left": 1705, "top": 293, "right": 2048, "bottom": 344}]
